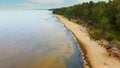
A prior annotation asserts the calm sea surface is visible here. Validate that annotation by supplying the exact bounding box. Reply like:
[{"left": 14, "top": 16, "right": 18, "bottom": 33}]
[{"left": 0, "top": 10, "right": 83, "bottom": 68}]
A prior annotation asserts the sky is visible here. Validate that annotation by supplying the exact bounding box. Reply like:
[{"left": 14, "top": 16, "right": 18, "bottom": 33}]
[{"left": 0, "top": 0, "right": 108, "bottom": 9}]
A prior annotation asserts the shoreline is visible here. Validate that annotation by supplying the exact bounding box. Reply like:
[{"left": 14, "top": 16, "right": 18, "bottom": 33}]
[
  {"left": 66, "top": 25, "right": 91, "bottom": 68},
  {"left": 55, "top": 15, "right": 120, "bottom": 68}
]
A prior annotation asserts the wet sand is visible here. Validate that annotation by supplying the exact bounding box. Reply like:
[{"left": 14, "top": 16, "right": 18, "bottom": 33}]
[{"left": 55, "top": 15, "right": 120, "bottom": 68}]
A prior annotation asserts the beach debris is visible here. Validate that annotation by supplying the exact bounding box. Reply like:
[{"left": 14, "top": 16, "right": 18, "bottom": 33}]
[{"left": 106, "top": 45, "right": 120, "bottom": 58}]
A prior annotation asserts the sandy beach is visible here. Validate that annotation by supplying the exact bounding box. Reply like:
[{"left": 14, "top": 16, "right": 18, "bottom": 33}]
[{"left": 55, "top": 15, "right": 120, "bottom": 68}]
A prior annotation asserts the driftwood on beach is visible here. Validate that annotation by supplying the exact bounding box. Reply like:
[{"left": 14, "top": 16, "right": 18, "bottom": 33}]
[{"left": 106, "top": 45, "right": 120, "bottom": 58}]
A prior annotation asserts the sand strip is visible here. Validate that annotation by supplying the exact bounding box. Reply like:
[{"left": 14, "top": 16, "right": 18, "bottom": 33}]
[{"left": 55, "top": 15, "right": 120, "bottom": 68}]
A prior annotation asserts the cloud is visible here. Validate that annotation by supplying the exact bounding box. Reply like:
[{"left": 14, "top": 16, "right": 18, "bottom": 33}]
[
  {"left": 18, "top": 2, "right": 33, "bottom": 7},
  {"left": 77, "top": 0, "right": 91, "bottom": 3},
  {"left": 17, "top": 0, "right": 64, "bottom": 9},
  {"left": 31, "top": 0, "right": 63, "bottom": 4}
]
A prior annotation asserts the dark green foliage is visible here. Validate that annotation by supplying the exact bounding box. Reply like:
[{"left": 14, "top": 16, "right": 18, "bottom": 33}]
[
  {"left": 53, "top": 0, "right": 120, "bottom": 46},
  {"left": 106, "top": 33, "right": 114, "bottom": 43},
  {"left": 53, "top": 0, "right": 120, "bottom": 31}
]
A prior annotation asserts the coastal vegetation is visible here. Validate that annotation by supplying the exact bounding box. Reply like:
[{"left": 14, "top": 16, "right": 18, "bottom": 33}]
[{"left": 53, "top": 0, "right": 120, "bottom": 49}]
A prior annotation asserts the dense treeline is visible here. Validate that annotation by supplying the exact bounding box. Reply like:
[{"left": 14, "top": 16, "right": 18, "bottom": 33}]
[{"left": 53, "top": 0, "right": 120, "bottom": 48}]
